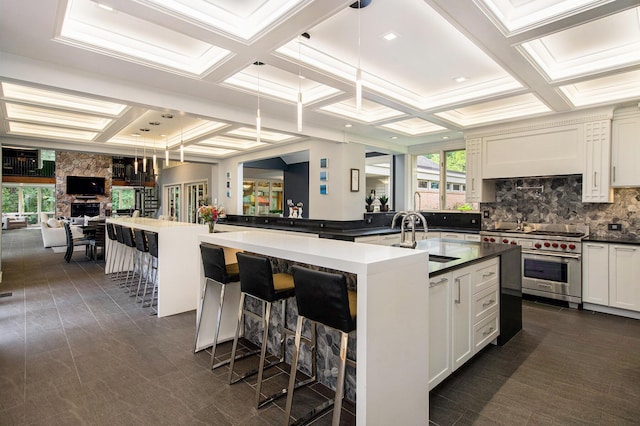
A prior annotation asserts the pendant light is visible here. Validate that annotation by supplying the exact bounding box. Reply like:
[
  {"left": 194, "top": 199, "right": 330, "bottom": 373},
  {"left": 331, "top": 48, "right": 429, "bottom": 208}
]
[
  {"left": 134, "top": 146, "right": 138, "bottom": 175},
  {"left": 297, "top": 35, "right": 304, "bottom": 132},
  {"left": 180, "top": 116, "right": 184, "bottom": 163},
  {"left": 142, "top": 137, "right": 147, "bottom": 173},
  {"left": 354, "top": 1, "right": 364, "bottom": 111},
  {"left": 165, "top": 135, "right": 169, "bottom": 165},
  {"left": 152, "top": 139, "right": 157, "bottom": 173},
  {"left": 255, "top": 61, "right": 263, "bottom": 144}
]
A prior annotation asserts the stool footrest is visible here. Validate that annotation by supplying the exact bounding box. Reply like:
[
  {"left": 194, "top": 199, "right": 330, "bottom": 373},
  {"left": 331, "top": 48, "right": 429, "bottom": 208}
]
[
  {"left": 291, "top": 398, "right": 336, "bottom": 426},
  {"left": 229, "top": 358, "right": 282, "bottom": 385},
  {"left": 257, "top": 376, "right": 316, "bottom": 409},
  {"left": 211, "top": 348, "right": 261, "bottom": 370}
]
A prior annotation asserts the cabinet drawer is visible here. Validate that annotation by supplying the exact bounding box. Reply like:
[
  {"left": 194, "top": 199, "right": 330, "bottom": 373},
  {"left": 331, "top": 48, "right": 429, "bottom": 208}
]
[
  {"left": 473, "top": 313, "right": 499, "bottom": 353},
  {"left": 473, "top": 285, "right": 499, "bottom": 323},
  {"left": 472, "top": 258, "right": 499, "bottom": 293}
]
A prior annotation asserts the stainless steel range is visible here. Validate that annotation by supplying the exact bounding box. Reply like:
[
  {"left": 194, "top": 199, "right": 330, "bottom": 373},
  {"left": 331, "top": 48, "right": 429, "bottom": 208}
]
[{"left": 481, "top": 222, "right": 589, "bottom": 308}]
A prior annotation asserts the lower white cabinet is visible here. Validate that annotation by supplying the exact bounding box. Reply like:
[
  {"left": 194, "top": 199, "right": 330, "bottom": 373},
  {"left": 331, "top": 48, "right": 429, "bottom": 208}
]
[
  {"left": 428, "top": 274, "right": 451, "bottom": 390},
  {"left": 582, "top": 242, "right": 609, "bottom": 305},
  {"left": 609, "top": 245, "right": 640, "bottom": 311},
  {"left": 452, "top": 267, "right": 473, "bottom": 370},
  {"left": 583, "top": 242, "right": 640, "bottom": 314},
  {"left": 428, "top": 257, "right": 500, "bottom": 390}
]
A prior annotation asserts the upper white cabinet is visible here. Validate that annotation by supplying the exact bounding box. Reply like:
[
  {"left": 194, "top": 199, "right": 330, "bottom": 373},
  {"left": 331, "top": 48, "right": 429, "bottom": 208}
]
[
  {"left": 582, "top": 120, "right": 613, "bottom": 203},
  {"left": 465, "top": 138, "right": 495, "bottom": 203},
  {"left": 480, "top": 124, "right": 583, "bottom": 179},
  {"left": 611, "top": 110, "right": 640, "bottom": 187}
]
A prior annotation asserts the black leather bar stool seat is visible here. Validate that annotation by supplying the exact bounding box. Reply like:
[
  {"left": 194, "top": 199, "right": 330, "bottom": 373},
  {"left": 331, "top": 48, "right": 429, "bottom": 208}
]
[
  {"left": 195, "top": 243, "right": 242, "bottom": 369},
  {"left": 285, "top": 266, "right": 357, "bottom": 426},
  {"left": 229, "top": 252, "right": 297, "bottom": 408}
]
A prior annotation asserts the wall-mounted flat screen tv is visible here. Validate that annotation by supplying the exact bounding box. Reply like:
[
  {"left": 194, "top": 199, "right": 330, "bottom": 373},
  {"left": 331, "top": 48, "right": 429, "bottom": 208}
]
[{"left": 66, "top": 176, "right": 106, "bottom": 195}]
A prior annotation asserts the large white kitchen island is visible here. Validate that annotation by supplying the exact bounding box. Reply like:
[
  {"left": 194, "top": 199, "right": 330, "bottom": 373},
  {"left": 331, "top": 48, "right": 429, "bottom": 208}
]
[
  {"left": 106, "top": 217, "right": 207, "bottom": 317},
  {"left": 199, "top": 230, "right": 430, "bottom": 425}
]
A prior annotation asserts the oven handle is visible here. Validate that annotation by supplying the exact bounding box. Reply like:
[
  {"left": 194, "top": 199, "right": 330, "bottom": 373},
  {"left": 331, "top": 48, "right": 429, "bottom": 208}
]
[{"left": 521, "top": 250, "right": 581, "bottom": 260}]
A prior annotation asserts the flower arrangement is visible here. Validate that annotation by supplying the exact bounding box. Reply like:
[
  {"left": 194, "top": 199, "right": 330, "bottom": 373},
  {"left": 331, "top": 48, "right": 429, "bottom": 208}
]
[{"left": 198, "top": 205, "right": 222, "bottom": 224}]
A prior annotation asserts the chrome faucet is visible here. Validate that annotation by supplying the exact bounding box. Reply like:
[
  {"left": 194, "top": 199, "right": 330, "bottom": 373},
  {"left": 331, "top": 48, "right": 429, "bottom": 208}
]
[
  {"left": 414, "top": 191, "right": 422, "bottom": 211},
  {"left": 392, "top": 210, "right": 428, "bottom": 248}
]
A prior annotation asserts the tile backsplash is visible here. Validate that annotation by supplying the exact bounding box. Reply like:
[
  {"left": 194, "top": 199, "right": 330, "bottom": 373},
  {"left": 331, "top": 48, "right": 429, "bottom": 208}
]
[{"left": 481, "top": 175, "right": 640, "bottom": 240}]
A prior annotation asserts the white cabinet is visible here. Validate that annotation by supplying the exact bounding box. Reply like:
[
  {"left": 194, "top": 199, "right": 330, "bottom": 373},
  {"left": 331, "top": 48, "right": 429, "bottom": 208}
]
[
  {"left": 582, "top": 120, "right": 613, "bottom": 203},
  {"left": 428, "top": 274, "right": 451, "bottom": 390},
  {"left": 582, "top": 242, "right": 609, "bottom": 305},
  {"left": 441, "top": 232, "right": 464, "bottom": 240},
  {"left": 465, "top": 138, "right": 495, "bottom": 203},
  {"left": 611, "top": 112, "right": 640, "bottom": 187},
  {"left": 464, "top": 234, "right": 481, "bottom": 242},
  {"left": 428, "top": 258, "right": 500, "bottom": 390},
  {"left": 609, "top": 244, "right": 640, "bottom": 312},
  {"left": 583, "top": 242, "right": 640, "bottom": 316},
  {"left": 451, "top": 267, "right": 473, "bottom": 370}
]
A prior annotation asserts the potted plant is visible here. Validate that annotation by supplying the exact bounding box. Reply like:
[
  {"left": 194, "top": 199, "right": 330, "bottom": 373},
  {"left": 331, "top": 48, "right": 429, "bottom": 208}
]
[
  {"left": 365, "top": 195, "right": 374, "bottom": 212},
  {"left": 379, "top": 195, "right": 389, "bottom": 212}
]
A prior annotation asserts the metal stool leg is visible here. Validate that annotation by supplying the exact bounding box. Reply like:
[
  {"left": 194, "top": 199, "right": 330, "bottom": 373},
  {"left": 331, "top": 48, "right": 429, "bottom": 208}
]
[
  {"left": 285, "top": 315, "right": 304, "bottom": 424},
  {"left": 255, "top": 300, "right": 272, "bottom": 407}
]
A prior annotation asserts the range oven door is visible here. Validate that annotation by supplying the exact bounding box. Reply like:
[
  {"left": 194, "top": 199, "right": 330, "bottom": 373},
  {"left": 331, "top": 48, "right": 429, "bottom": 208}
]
[{"left": 521, "top": 251, "right": 582, "bottom": 304}]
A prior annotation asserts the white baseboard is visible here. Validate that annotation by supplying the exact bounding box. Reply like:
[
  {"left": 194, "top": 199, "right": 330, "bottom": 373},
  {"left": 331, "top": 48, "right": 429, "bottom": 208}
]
[{"left": 583, "top": 303, "right": 640, "bottom": 320}]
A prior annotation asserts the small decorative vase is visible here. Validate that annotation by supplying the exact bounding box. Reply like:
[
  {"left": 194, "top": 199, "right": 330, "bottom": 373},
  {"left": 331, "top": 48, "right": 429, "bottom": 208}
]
[{"left": 208, "top": 221, "right": 215, "bottom": 233}]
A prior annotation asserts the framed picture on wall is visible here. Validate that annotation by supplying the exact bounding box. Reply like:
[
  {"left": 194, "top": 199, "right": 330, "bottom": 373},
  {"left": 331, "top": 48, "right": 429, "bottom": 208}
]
[
  {"left": 350, "top": 168, "right": 359, "bottom": 192},
  {"left": 320, "top": 184, "right": 328, "bottom": 195},
  {"left": 320, "top": 158, "right": 328, "bottom": 168},
  {"left": 320, "top": 171, "right": 328, "bottom": 181}
]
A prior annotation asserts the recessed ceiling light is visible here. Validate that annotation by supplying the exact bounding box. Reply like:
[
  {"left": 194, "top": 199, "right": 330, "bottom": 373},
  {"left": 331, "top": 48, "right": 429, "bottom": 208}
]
[
  {"left": 383, "top": 32, "right": 397, "bottom": 41},
  {"left": 345, "top": 124, "right": 353, "bottom": 128},
  {"left": 454, "top": 77, "right": 467, "bottom": 83},
  {"left": 132, "top": 133, "right": 141, "bottom": 137},
  {"left": 442, "top": 136, "right": 449, "bottom": 139},
  {"left": 390, "top": 136, "right": 398, "bottom": 140}
]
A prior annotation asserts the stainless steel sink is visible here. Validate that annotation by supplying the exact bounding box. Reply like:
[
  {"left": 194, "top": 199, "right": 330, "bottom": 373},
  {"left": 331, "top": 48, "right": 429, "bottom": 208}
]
[{"left": 428, "top": 254, "right": 460, "bottom": 263}]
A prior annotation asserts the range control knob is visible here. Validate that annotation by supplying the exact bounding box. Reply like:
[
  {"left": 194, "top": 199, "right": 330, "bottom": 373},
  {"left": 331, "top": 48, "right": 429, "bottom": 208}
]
[
  {"left": 483, "top": 237, "right": 489, "bottom": 242},
  {"left": 490, "top": 238, "right": 495, "bottom": 243},
  {"left": 544, "top": 242, "right": 551, "bottom": 247},
  {"left": 560, "top": 243, "right": 567, "bottom": 249},
  {"left": 568, "top": 244, "right": 576, "bottom": 250},
  {"left": 535, "top": 243, "right": 542, "bottom": 249},
  {"left": 511, "top": 241, "right": 517, "bottom": 245},
  {"left": 552, "top": 243, "right": 559, "bottom": 248},
  {"left": 502, "top": 239, "right": 509, "bottom": 244}
]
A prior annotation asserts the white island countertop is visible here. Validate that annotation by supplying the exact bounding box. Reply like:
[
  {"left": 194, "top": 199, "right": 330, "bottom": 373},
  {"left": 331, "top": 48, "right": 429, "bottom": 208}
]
[{"left": 200, "top": 230, "right": 430, "bottom": 425}]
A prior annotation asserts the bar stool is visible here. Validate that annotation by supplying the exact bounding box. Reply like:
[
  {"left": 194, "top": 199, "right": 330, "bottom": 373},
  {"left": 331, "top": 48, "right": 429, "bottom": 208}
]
[
  {"left": 133, "top": 228, "right": 150, "bottom": 301},
  {"left": 111, "top": 224, "right": 127, "bottom": 282},
  {"left": 142, "top": 231, "right": 159, "bottom": 313},
  {"left": 229, "top": 252, "right": 296, "bottom": 408},
  {"left": 285, "top": 266, "right": 357, "bottom": 426},
  {"left": 105, "top": 223, "right": 119, "bottom": 274},
  {"left": 119, "top": 227, "right": 137, "bottom": 292},
  {"left": 195, "top": 244, "right": 243, "bottom": 369}
]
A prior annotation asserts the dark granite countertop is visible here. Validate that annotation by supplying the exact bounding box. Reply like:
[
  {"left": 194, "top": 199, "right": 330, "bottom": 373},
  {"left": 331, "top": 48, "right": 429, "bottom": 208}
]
[
  {"left": 583, "top": 237, "right": 640, "bottom": 246},
  {"left": 416, "top": 238, "right": 521, "bottom": 275}
]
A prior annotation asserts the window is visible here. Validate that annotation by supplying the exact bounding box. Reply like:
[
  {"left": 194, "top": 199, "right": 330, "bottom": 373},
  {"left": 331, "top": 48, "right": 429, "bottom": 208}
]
[
  {"left": 414, "top": 148, "right": 477, "bottom": 212},
  {"left": 2, "top": 184, "right": 55, "bottom": 224},
  {"left": 112, "top": 187, "right": 135, "bottom": 211}
]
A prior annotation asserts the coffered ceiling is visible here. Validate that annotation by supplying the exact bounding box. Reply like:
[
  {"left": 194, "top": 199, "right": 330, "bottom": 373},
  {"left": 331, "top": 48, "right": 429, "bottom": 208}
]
[{"left": 0, "top": 0, "right": 639, "bottom": 162}]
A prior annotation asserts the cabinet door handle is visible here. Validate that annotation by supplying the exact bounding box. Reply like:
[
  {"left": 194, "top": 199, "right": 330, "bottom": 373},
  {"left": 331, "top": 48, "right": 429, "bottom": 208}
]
[
  {"left": 454, "top": 278, "right": 460, "bottom": 304},
  {"left": 429, "top": 277, "right": 448, "bottom": 288},
  {"left": 614, "top": 247, "right": 637, "bottom": 253},
  {"left": 482, "top": 299, "right": 495, "bottom": 308},
  {"left": 613, "top": 166, "right": 616, "bottom": 182},
  {"left": 482, "top": 326, "right": 495, "bottom": 337},
  {"left": 472, "top": 178, "right": 475, "bottom": 191},
  {"left": 482, "top": 272, "right": 495, "bottom": 279},
  {"left": 538, "top": 283, "right": 553, "bottom": 289},
  {"left": 594, "top": 172, "right": 597, "bottom": 188}
]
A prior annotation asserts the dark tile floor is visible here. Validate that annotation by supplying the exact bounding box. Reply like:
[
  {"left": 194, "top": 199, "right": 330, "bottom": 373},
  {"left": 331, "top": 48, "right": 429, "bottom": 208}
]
[{"left": 1, "top": 228, "right": 639, "bottom": 425}]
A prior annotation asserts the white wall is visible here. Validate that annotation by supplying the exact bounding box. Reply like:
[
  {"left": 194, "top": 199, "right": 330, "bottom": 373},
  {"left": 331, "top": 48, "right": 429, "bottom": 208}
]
[
  {"left": 157, "top": 162, "right": 219, "bottom": 216},
  {"left": 218, "top": 139, "right": 366, "bottom": 220}
]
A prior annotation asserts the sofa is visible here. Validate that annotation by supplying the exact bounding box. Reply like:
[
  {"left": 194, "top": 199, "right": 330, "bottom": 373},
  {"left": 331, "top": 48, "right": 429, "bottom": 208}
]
[{"left": 40, "top": 213, "right": 84, "bottom": 248}]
